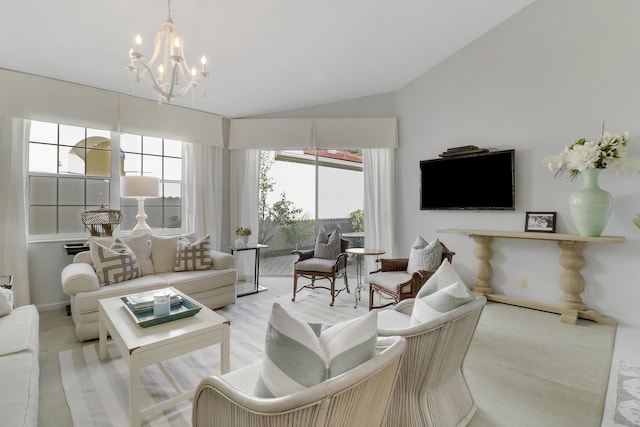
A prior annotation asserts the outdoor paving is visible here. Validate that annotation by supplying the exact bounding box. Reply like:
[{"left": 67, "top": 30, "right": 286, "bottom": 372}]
[{"left": 260, "top": 253, "right": 296, "bottom": 276}]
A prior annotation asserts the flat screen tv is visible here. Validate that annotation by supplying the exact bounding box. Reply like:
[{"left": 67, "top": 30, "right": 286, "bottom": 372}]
[{"left": 420, "top": 149, "right": 515, "bottom": 210}]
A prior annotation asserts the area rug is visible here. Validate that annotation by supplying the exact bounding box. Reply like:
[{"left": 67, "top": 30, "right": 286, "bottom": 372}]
[
  {"left": 465, "top": 302, "right": 616, "bottom": 427},
  {"left": 614, "top": 360, "right": 640, "bottom": 426},
  {"left": 59, "top": 282, "right": 616, "bottom": 427},
  {"left": 59, "top": 284, "right": 368, "bottom": 426}
]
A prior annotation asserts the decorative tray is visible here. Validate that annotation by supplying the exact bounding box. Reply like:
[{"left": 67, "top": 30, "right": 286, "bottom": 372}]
[{"left": 121, "top": 289, "right": 202, "bottom": 328}]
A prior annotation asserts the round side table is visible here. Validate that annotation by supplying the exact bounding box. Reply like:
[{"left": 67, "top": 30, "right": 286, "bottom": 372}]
[{"left": 345, "top": 248, "right": 385, "bottom": 309}]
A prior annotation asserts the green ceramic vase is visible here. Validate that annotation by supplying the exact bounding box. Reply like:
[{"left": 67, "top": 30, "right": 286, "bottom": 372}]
[{"left": 569, "top": 168, "right": 612, "bottom": 237}]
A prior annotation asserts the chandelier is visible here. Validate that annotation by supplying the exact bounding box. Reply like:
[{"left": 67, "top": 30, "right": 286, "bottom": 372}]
[{"left": 128, "top": 0, "right": 209, "bottom": 104}]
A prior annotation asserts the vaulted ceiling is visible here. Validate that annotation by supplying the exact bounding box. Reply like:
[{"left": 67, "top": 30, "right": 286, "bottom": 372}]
[{"left": 0, "top": 0, "right": 535, "bottom": 118}]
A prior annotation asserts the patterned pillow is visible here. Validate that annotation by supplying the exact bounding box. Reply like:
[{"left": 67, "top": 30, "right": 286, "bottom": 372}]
[
  {"left": 407, "top": 236, "right": 442, "bottom": 274},
  {"left": 150, "top": 233, "right": 197, "bottom": 273},
  {"left": 314, "top": 228, "right": 341, "bottom": 260},
  {"left": 174, "top": 235, "right": 214, "bottom": 271},
  {"left": 91, "top": 234, "right": 153, "bottom": 276},
  {"left": 416, "top": 259, "right": 465, "bottom": 299},
  {"left": 410, "top": 281, "right": 475, "bottom": 326},
  {"left": 254, "top": 302, "right": 377, "bottom": 398},
  {"left": 90, "top": 238, "right": 141, "bottom": 286}
]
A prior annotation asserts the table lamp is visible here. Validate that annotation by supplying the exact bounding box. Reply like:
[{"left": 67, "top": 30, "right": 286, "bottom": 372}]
[{"left": 121, "top": 176, "right": 160, "bottom": 234}]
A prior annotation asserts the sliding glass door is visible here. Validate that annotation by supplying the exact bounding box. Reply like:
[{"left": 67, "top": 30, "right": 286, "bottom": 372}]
[{"left": 258, "top": 149, "right": 363, "bottom": 277}]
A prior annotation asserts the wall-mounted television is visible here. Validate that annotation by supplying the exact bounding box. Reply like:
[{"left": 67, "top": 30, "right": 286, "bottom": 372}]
[{"left": 420, "top": 149, "right": 515, "bottom": 210}]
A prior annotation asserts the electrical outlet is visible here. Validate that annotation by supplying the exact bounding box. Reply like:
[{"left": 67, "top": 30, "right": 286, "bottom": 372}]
[{"left": 520, "top": 278, "right": 527, "bottom": 288}]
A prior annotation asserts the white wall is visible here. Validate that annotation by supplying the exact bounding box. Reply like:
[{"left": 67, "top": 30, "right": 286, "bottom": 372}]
[
  {"left": 25, "top": 0, "right": 640, "bottom": 327},
  {"left": 256, "top": 0, "right": 640, "bottom": 326},
  {"left": 395, "top": 0, "right": 640, "bottom": 326}
]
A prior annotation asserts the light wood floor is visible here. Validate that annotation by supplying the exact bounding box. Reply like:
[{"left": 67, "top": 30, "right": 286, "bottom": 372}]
[{"left": 37, "top": 274, "right": 638, "bottom": 426}]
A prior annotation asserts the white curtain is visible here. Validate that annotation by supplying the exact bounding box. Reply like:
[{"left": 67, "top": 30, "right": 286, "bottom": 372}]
[
  {"left": 364, "top": 148, "right": 396, "bottom": 274},
  {"left": 183, "top": 143, "right": 223, "bottom": 249},
  {"left": 0, "top": 117, "right": 31, "bottom": 306},
  {"left": 230, "top": 149, "right": 260, "bottom": 281}
]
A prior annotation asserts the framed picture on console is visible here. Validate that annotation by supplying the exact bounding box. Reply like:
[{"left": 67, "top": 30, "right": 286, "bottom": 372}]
[{"left": 525, "top": 212, "right": 557, "bottom": 233}]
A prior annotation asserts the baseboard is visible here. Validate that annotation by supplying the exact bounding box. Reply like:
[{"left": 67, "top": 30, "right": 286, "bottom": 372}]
[{"left": 35, "top": 301, "right": 69, "bottom": 312}]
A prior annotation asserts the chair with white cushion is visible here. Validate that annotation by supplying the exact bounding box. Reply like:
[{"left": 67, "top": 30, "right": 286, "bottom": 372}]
[
  {"left": 376, "top": 278, "right": 486, "bottom": 427},
  {"left": 369, "top": 237, "right": 454, "bottom": 310},
  {"left": 192, "top": 335, "right": 407, "bottom": 426},
  {"left": 292, "top": 227, "right": 350, "bottom": 306}
]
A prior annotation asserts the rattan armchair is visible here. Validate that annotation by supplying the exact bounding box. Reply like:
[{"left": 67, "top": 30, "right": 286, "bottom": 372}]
[
  {"left": 291, "top": 238, "right": 350, "bottom": 306},
  {"left": 377, "top": 295, "right": 486, "bottom": 427},
  {"left": 192, "top": 336, "right": 407, "bottom": 427},
  {"left": 368, "top": 241, "right": 454, "bottom": 310}
]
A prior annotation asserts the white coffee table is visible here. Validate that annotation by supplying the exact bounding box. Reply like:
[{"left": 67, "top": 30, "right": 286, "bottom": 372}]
[{"left": 98, "top": 288, "right": 230, "bottom": 426}]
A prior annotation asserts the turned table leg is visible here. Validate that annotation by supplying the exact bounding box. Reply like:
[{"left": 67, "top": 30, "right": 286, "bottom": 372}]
[
  {"left": 557, "top": 240, "right": 616, "bottom": 325},
  {"left": 557, "top": 240, "right": 587, "bottom": 324},
  {"left": 471, "top": 235, "right": 494, "bottom": 295}
]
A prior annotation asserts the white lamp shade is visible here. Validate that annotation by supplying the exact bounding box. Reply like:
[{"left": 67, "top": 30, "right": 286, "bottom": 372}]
[{"left": 121, "top": 176, "right": 161, "bottom": 198}]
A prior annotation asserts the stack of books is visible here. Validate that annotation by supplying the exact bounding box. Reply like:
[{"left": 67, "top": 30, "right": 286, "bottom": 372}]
[
  {"left": 439, "top": 145, "right": 489, "bottom": 157},
  {"left": 123, "top": 291, "right": 183, "bottom": 313}
]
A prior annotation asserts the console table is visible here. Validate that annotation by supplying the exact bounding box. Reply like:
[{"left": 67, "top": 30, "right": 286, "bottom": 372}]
[{"left": 438, "top": 229, "right": 624, "bottom": 325}]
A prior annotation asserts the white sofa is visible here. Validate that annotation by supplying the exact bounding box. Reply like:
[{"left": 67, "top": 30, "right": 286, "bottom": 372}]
[
  {"left": 61, "top": 233, "right": 237, "bottom": 341},
  {"left": 0, "top": 304, "right": 39, "bottom": 427}
]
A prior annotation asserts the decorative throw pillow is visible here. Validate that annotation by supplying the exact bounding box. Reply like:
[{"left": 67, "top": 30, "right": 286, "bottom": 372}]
[
  {"left": 174, "top": 235, "right": 214, "bottom": 271},
  {"left": 407, "top": 236, "right": 442, "bottom": 274},
  {"left": 410, "top": 281, "right": 475, "bottom": 326},
  {"left": 91, "top": 234, "right": 153, "bottom": 276},
  {"left": 314, "top": 228, "right": 341, "bottom": 260},
  {"left": 416, "top": 259, "right": 465, "bottom": 299},
  {"left": 0, "top": 288, "right": 13, "bottom": 316},
  {"left": 90, "top": 238, "right": 141, "bottom": 286},
  {"left": 254, "top": 302, "right": 377, "bottom": 398},
  {"left": 150, "top": 233, "right": 197, "bottom": 273}
]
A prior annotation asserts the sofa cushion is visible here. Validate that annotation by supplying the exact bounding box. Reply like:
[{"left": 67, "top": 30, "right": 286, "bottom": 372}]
[
  {"left": 416, "top": 259, "right": 465, "bottom": 299},
  {"left": 410, "top": 281, "right": 475, "bottom": 326},
  {"left": 407, "top": 236, "right": 442, "bottom": 274},
  {"left": 157, "top": 269, "right": 237, "bottom": 294},
  {"left": 314, "top": 228, "right": 341, "bottom": 260},
  {"left": 90, "top": 234, "right": 153, "bottom": 276},
  {"left": 150, "top": 233, "right": 197, "bottom": 274},
  {"left": 0, "top": 288, "right": 13, "bottom": 316},
  {"left": 73, "top": 275, "right": 170, "bottom": 315},
  {"left": 174, "top": 235, "right": 213, "bottom": 271},
  {"left": 254, "top": 302, "right": 377, "bottom": 398},
  {"left": 0, "top": 352, "right": 39, "bottom": 427},
  {"left": 90, "top": 238, "right": 141, "bottom": 285},
  {"left": 0, "top": 305, "right": 39, "bottom": 356}
]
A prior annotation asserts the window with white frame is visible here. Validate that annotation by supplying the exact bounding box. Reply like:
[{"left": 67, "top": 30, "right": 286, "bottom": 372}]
[
  {"left": 119, "top": 133, "right": 183, "bottom": 231},
  {"left": 27, "top": 120, "right": 183, "bottom": 237}
]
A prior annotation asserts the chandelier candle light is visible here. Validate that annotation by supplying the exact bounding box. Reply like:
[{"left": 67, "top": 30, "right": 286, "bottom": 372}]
[
  {"left": 121, "top": 176, "right": 161, "bottom": 234},
  {"left": 128, "top": 0, "right": 209, "bottom": 104},
  {"left": 544, "top": 125, "right": 640, "bottom": 237}
]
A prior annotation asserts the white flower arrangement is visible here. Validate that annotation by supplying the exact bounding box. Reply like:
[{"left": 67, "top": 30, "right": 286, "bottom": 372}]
[{"left": 544, "top": 129, "right": 640, "bottom": 180}]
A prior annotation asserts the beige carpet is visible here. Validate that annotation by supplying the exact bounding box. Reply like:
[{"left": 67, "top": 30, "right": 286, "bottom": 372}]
[
  {"left": 59, "top": 278, "right": 616, "bottom": 426},
  {"left": 466, "top": 302, "right": 615, "bottom": 427}
]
